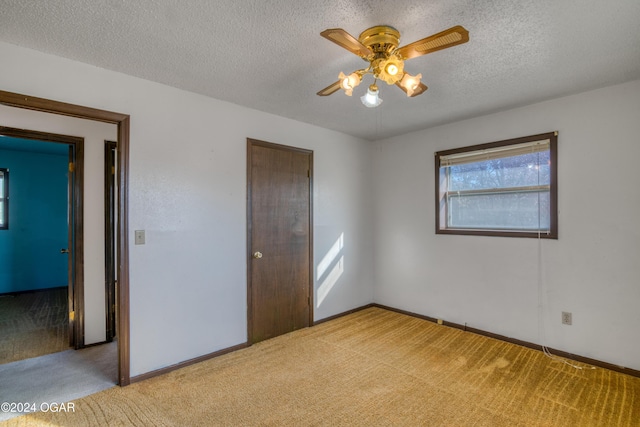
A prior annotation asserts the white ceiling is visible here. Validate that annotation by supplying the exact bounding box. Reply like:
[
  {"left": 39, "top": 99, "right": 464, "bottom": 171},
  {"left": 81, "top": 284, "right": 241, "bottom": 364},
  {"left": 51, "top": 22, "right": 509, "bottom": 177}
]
[{"left": 1, "top": 0, "right": 639, "bottom": 140}]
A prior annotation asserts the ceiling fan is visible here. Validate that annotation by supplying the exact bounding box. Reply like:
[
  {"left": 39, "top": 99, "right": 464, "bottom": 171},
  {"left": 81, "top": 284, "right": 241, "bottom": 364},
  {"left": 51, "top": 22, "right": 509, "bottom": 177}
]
[{"left": 317, "top": 25, "right": 469, "bottom": 107}]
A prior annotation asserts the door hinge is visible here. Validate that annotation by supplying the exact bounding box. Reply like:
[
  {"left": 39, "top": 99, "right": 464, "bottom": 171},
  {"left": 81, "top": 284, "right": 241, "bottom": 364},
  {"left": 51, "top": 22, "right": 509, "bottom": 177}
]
[
  {"left": 112, "top": 166, "right": 116, "bottom": 175},
  {"left": 69, "top": 311, "right": 75, "bottom": 321},
  {"left": 307, "top": 170, "right": 310, "bottom": 178},
  {"left": 69, "top": 162, "right": 75, "bottom": 173}
]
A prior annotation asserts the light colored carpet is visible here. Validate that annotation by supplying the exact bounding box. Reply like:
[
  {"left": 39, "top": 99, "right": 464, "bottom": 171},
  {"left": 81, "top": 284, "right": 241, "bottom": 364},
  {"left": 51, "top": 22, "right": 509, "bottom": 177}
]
[
  {"left": 3, "top": 307, "right": 639, "bottom": 426},
  {"left": 0, "top": 288, "right": 70, "bottom": 364},
  {"left": 0, "top": 341, "right": 117, "bottom": 422}
]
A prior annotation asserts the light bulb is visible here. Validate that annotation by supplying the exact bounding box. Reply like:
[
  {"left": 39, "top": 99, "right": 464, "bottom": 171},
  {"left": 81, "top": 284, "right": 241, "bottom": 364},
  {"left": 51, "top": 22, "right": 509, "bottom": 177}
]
[{"left": 377, "top": 55, "right": 404, "bottom": 84}]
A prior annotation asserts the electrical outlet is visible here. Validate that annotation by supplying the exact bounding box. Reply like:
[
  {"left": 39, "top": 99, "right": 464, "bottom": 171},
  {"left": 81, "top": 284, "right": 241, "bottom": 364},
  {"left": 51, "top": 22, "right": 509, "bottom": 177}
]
[{"left": 562, "top": 311, "right": 572, "bottom": 325}]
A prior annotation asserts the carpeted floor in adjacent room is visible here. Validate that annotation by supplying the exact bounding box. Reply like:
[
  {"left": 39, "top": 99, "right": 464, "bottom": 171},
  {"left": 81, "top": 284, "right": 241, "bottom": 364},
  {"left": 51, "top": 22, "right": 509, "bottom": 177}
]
[
  {"left": 0, "top": 288, "right": 70, "bottom": 365},
  {"left": 3, "top": 307, "right": 639, "bottom": 426}
]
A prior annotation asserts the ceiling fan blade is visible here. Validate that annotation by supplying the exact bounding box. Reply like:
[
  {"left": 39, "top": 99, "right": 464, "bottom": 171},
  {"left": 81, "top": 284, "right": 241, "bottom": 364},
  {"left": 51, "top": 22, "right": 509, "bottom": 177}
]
[
  {"left": 320, "top": 28, "right": 372, "bottom": 58},
  {"left": 397, "top": 25, "right": 469, "bottom": 60},
  {"left": 317, "top": 80, "right": 342, "bottom": 96},
  {"left": 395, "top": 81, "right": 428, "bottom": 97}
]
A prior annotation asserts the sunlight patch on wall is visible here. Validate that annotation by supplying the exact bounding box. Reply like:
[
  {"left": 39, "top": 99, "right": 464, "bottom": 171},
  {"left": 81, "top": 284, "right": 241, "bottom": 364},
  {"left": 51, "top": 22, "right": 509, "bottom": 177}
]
[{"left": 317, "top": 233, "right": 344, "bottom": 307}]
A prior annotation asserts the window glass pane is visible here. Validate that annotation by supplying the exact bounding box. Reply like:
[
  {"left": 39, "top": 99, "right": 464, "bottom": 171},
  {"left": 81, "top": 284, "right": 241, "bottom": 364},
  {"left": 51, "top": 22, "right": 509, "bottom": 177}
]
[
  {"left": 436, "top": 132, "right": 557, "bottom": 238},
  {"left": 0, "top": 202, "right": 3, "bottom": 226},
  {"left": 448, "top": 191, "right": 550, "bottom": 230},
  {"left": 448, "top": 151, "right": 550, "bottom": 191}
]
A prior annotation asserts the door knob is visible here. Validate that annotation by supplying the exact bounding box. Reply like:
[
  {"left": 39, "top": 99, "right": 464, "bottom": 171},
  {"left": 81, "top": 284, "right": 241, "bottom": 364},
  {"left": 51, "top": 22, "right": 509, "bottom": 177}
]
[
  {"left": 253, "top": 251, "right": 263, "bottom": 259},
  {"left": 61, "top": 248, "right": 69, "bottom": 254}
]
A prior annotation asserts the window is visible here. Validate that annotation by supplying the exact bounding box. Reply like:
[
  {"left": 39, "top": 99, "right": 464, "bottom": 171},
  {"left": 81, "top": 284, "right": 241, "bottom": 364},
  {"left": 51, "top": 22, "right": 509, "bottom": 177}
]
[
  {"left": 0, "top": 168, "right": 8, "bottom": 230},
  {"left": 435, "top": 132, "right": 557, "bottom": 238}
]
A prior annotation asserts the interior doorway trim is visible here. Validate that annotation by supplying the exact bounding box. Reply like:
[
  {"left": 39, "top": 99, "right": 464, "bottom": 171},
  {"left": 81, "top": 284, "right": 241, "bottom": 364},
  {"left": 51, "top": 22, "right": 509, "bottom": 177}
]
[
  {"left": 104, "top": 140, "right": 117, "bottom": 344},
  {"left": 0, "top": 90, "right": 131, "bottom": 386}
]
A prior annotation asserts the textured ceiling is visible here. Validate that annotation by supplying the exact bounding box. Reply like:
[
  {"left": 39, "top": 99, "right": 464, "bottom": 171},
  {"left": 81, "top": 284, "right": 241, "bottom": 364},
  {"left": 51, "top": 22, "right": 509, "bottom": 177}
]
[{"left": 1, "top": 0, "right": 639, "bottom": 140}]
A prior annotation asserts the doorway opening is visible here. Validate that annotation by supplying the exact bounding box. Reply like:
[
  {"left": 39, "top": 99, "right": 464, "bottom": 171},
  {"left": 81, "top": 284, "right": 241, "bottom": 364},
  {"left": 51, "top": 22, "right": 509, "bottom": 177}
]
[
  {"left": 0, "top": 127, "right": 84, "bottom": 355},
  {"left": 0, "top": 90, "right": 131, "bottom": 385}
]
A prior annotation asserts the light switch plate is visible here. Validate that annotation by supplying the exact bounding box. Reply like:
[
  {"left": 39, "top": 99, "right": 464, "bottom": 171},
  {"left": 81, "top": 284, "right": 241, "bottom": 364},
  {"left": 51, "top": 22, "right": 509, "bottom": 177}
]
[{"left": 134, "top": 230, "right": 145, "bottom": 245}]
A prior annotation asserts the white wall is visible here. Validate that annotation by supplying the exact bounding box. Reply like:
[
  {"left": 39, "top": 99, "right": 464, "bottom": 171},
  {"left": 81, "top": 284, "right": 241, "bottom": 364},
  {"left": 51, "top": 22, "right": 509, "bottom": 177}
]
[
  {"left": 0, "top": 104, "right": 113, "bottom": 345},
  {"left": 372, "top": 80, "right": 640, "bottom": 371},
  {"left": 6, "top": 38, "right": 636, "bottom": 376},
  {"left": 0, "top": 42, "right": 374, "bottom": 376}
]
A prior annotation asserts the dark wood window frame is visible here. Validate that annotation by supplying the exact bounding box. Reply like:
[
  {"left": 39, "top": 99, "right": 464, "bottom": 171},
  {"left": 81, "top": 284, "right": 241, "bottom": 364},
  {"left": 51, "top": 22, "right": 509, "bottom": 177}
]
[
  {"left": 435, "top": 132, "right": 558, "bottom": 239},
  {"left": 0, "top": 168, "right": 8, "bottom": 230}
]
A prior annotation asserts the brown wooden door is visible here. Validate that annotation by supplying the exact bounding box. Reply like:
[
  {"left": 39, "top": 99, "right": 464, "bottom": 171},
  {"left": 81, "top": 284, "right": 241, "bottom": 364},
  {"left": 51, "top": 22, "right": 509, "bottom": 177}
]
[{"left": 247, "top": 139, "right": 313, "bottom": 344}]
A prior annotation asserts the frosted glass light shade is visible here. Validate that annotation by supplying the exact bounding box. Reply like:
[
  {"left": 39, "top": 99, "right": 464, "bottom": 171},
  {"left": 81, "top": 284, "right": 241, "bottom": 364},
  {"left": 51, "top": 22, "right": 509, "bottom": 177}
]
[
  {"left": 361, "top": 86, "right": 383, "bottom": 108},
  {"left": 400, "top": 73, "right": 422, "bottom": 96},
  {"left": 338, "top": 71, "right": 361, "bottom": 96}
]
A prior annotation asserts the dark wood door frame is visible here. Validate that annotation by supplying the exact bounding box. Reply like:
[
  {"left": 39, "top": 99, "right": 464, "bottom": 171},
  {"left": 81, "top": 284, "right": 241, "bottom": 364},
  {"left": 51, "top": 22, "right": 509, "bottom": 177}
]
[
  {"left": 246, "top": 138, "right": 314, "bottom": 344},
  {"left": 67, "top": 145, "right": 78, "bottom": 347},
  {"left": 104, "top": 140, "right": 117, "bottom": 343},
  {"left": 0, "top": 126, "right": 84, "bottom": 348},
  {"left": 0, "top": 90, "right": 131, "bottom": 386}
]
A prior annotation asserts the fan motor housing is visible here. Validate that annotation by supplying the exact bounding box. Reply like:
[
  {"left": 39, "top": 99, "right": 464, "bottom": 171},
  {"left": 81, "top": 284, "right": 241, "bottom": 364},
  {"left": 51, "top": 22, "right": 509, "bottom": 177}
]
[{"left": 358, "top": 25, "right": 400, "bottom": 56}]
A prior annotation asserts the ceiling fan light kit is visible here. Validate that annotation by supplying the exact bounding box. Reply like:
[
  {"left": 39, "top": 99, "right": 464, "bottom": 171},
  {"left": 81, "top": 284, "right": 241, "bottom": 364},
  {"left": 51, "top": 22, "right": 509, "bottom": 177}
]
[
  {"left": 338, "top": 71, "right": 362, "bottom": 96},
  {"left": 400, "top": 72, "right": 423, "bottom": 97},
  {"left": 318, "top": 24, "right": 469, "bottom": 107},
  {"left": 361, "top": 84, "right": 383, "bottom": 108}
]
